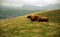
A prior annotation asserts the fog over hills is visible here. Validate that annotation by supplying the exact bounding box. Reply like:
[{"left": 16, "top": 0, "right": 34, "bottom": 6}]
[{"left": 1, "top": 4, "right": 60, "bottom": 10}]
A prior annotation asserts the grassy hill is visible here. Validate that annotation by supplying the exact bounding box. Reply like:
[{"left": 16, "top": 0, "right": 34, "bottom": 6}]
[{"left": 0, "top": 9, "right": 60, "bottom": 37}]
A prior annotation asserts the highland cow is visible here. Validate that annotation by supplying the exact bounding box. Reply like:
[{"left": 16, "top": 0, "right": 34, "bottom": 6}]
[
  {"left": 27, "top": 15, "right": 48, "bottom": 22},
  {"left": 27, "top": 15, "right": 38, "bottom": 21},
  {"left": 40, "top": 17, "right": 48, "bottom": 22}
]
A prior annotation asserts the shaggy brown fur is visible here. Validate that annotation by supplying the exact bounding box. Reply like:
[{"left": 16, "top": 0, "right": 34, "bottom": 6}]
[
  {"left": 27, "top": 15, "right": 48, "bottom": 22},
  {"left": 40, "top": 17, "right": 48, "bottom": 22}
]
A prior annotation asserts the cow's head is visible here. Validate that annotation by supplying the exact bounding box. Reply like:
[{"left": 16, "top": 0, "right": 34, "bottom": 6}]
[{"left": 27, "top": 15, "right": 32, "bottom": 19}]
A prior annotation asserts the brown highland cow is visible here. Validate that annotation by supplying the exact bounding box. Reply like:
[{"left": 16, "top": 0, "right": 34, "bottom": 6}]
[{"left": 27, "top": 15, "right": 48, "bottom": 22}]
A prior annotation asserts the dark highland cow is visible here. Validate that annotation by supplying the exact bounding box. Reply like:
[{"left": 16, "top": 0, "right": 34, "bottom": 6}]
[
  {"left": 40, "top": 17, "right": 48, "bottom": 22},
  {"left": 27, "top": 15, "right": 48, "bottom": 22}
]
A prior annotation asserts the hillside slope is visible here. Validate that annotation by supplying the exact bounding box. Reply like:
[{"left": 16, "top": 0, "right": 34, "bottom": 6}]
[{"left": 0, "top": 9, "right": 60, "bottom": 37}]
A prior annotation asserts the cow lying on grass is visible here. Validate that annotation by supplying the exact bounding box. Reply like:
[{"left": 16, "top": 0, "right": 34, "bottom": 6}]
[{"left": 27, "top": 15, "right": 48, "bottom": 22}]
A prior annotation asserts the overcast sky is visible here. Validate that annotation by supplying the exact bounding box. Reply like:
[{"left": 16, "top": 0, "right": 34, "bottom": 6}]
[{"left": 1, "top": 0, "right": 60, "bottom": 7}]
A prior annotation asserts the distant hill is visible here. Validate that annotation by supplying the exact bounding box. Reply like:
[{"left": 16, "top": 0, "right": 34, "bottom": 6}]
[
  {"left": 21, "top": 4, "right": 60, "bottom": 10},
  {"left": 0, "top": 6, "right": 41, "bottom": 19},
  {"left": 0, "top": 9, "right": 60, "bottom": 37},
  {"left": 0, "top": 4, "right": 60, "bottom": 19},
  {"left": 1, "top": 4, "right": 60, "bottom": 10},
  {"left": 41, "top": 4, "right": 60, "bottom": 10}
]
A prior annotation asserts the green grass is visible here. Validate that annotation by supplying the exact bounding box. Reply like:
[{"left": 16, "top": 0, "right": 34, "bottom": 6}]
[{"left": 0, "top": 9, "right": 60, "bottom": 37}]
